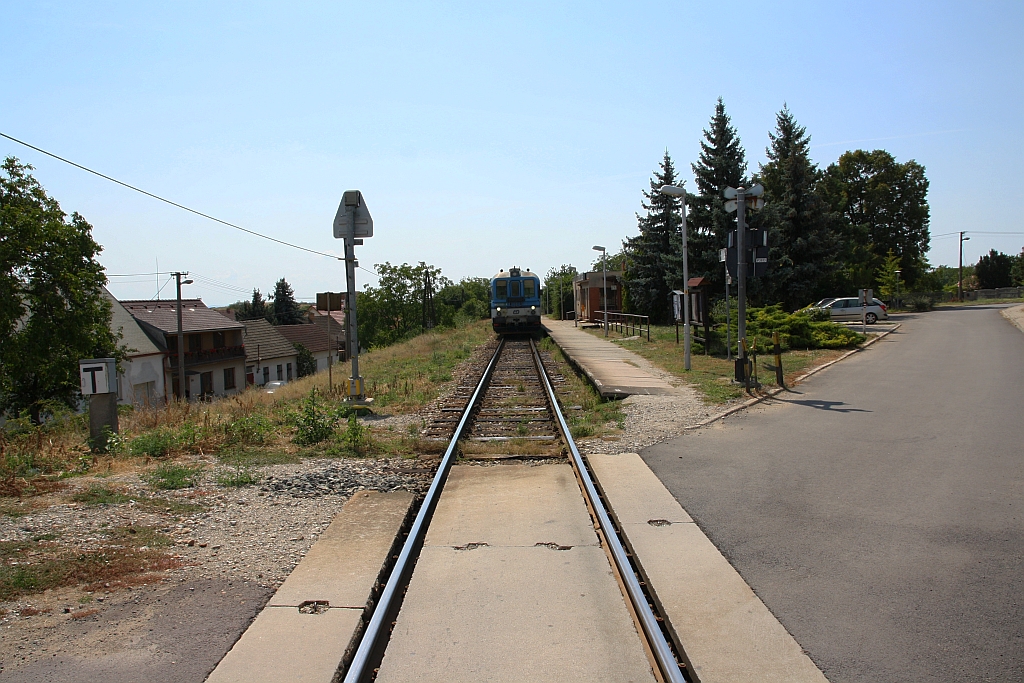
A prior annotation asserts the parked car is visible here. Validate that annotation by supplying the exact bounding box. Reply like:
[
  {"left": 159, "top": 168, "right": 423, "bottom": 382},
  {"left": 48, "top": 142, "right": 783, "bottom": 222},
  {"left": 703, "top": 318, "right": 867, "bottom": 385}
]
[
  {"left": 263, "top": 381, "right": 286, "bottom": 394},
  {"left": 821, "top": 297, "right": 888, "bottom": 324}
]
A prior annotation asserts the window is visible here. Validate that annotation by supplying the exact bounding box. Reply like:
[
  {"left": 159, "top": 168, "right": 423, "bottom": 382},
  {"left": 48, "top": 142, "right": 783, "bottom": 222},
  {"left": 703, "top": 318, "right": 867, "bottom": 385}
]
[
  {"left": 277, "top": 364, "right": 283, "bottom": 381},
  {"left": 523, "top": 279, "right": 535, "bottom": 297},
  {"left": 495, "top": 280, "right": 507, "bottom": 298},
  {"left": 263, "top": 367, "right": 270, "bottom": 384},
  {"left": 510, "top": 281, "right": 521, "bottom": 297},
  {"left": 213, "top": 331, "right": 226, "bottom": 348},
  {"left": 188, "top": 334, "right": 202, "bottom": 352},
  {"left": 223, "top": 367, "right": 236, "bottom": 390},
  {"left": 286, "top": 363, "right": 293, "bottom": 381}
]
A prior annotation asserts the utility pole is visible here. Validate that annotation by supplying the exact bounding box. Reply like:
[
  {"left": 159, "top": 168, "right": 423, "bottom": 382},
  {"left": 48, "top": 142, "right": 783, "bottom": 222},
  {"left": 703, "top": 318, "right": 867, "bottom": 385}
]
[
  {"left": 724, "top": 184, "right": 764, "bottom": 380},
  {"left": 172, "top": 272, "right": 192, "bottom": 400},
  {"left": 959, "top": 231, "right": 970, "bottom": 302}
]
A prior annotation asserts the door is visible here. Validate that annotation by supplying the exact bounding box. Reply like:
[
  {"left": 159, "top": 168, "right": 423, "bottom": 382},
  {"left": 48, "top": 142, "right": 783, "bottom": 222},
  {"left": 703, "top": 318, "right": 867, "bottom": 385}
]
[{"left": 200, "top": 371, "right": 213, "bottom": 398}]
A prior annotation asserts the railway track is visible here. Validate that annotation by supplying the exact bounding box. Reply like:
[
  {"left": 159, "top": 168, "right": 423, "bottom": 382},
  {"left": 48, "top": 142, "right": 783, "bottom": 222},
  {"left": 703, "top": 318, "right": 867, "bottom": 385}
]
[{"left": 343, "top": 336, "right": 689, "bottom": 682}]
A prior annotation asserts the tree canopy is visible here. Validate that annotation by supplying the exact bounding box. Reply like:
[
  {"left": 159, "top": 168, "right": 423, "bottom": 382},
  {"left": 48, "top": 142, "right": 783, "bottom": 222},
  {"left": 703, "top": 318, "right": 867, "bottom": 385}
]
[
  {"left": 820, "top": 149, "right": 931, "bottom": 288},
  {"left": 269, "top": 278, "right": 303, "bottom": 325},
  {"left": 757, "top": 106, "right": 838, "bottom": 309},
  {"left": 975, "top": 249, "right": 1015, "bottom": 289},
  {"left": 685, "top": 98, "right": 748, "bottom": 295},
  {"left": 623, "top": 151, "right": 681, "bottom": 324},
  {"left": 1, "top": 157, "right": 123, "bottom": 422}
]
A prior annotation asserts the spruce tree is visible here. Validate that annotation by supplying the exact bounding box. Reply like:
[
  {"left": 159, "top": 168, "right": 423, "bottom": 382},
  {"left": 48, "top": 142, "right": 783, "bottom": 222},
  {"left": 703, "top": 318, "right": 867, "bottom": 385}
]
[
  {"left": 684, "top": 98, "right": 748, "bottom": 296},
  {"left": 270, "top": 278, "right": 303, "bottom": 325},
  {"left": 250, "top": 288, "right": 268, "bottom": 321},
  {"left": 623, "top": 151, "right": 680, "bottom": 324},
  {"left": 757, "top": 105, "right": 838, "bottom": 310}
]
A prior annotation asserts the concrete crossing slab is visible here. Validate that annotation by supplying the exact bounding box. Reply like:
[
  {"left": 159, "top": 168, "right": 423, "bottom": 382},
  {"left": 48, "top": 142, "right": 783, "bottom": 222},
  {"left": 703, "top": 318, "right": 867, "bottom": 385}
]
[
  {"left": 374, "top": 463, "right": 656, "bottom": 683},
  {"left": 206, "top": 491, "right": 414, "bottom": 683},
  {"left": 588, "top": 452, "right": 828, "bottom": 683},
  {"left": 543, "top": 318, "right": 676, "bottom": 397}
]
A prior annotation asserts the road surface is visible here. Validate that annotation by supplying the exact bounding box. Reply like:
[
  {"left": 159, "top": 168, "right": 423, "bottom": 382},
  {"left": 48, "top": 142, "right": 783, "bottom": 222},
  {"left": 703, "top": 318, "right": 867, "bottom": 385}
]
[{"left": 643, "top": 305, "right": 1024, "bottom": 682}]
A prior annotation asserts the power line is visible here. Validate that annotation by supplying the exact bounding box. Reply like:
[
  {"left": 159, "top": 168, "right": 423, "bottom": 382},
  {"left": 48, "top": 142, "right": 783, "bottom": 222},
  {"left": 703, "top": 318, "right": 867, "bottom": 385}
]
[{"left": 1, "top": 132, "right": 344, "bottom": 261}]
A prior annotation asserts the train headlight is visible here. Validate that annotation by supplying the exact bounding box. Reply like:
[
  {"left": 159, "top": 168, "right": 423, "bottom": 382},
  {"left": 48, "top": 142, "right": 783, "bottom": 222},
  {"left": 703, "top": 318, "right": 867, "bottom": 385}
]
[
  {"left": 531, "top": 306, "right": 536, "bottom": 311},
  {"left": 496, "top": 307, "right": 501, "bottom": 313}
]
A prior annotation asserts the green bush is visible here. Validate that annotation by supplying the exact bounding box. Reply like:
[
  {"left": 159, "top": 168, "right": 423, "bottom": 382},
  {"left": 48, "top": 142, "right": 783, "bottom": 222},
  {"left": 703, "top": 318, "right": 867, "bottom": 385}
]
[
  {"left": 294, "top": 388, "right": 336, "bottom": 446},
  {"left": 216, "top": 464, "right": 262, "bottom": 487},
  {"left": 128, "top": 428, "right": 180, "bottom": 458},
  {"left": 744, "top": 305, "right": 865, "bottom": 351},
  {"left": 224, "top": 414, "right": 273, "bottom": 445},
  {"left": 905, "top": 295, "right": 933, "bottom": 312}
]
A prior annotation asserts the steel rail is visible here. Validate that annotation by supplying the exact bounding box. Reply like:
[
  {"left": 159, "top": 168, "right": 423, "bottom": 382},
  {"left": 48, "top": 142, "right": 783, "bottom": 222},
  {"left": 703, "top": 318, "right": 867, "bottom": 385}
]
[
  {"left": 530, "top": 339, "right": 686, "bottom": 683},
  {"left": 342, "top": 337, "right": 506, "bottom": 683}
]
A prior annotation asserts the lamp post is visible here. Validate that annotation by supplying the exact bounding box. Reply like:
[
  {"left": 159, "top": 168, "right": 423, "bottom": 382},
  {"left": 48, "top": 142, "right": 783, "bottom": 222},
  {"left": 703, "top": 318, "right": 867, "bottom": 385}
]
[
  {"left": 592, "top": 246, "right": 608, "bottom": 336},
  {"left": 894, "top": 270, "right": 901, "bottom": 310},
  {"left": 660, "top": 185, "right": 689, "bottom": 370},
  {"left": 172, "top": 272, "right": 194, "bottom": 400},
  {"left": 959, "top": 232, "right": 970, "bottom": 302}
]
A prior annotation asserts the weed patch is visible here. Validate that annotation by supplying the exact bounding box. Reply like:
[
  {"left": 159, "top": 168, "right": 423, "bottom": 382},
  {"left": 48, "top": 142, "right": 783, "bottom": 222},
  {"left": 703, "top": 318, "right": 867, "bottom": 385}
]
[
  {"left": 0, "top": 525, "right": 178, "bottom": 601},
  {"left": 216, "top": 465, "right": 263, "bottom": 488},
  {"left": 145, "top": 463, "right": 204, "bottom": 490}
]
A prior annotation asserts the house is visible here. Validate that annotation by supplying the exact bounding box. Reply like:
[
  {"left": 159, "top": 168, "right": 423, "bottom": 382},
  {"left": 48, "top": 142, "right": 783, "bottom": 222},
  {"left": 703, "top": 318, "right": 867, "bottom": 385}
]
[
  {"left": 574, "top": 270, "right": 623, "bottom": 323},
  {"left": 242, "top": 319, "right": 298, "bottom": 386},
  {"left": 121, "top": 298, "right": 246, "bottom": 401},
  {"left": 101, "top": 288, "right": 167, "bottom": 407},
  {"left": 306, "top": 307, "right": 346, "bottom": 327},
  {"left": 276, "top": 317, "right": 346, "bottom": 375}
]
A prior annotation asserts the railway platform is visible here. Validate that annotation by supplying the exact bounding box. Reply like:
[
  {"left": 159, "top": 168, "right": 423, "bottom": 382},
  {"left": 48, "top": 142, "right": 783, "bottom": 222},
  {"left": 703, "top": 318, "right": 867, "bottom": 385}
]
[{"left": 542, "top": 318, "right": 676, "bottom": 397}]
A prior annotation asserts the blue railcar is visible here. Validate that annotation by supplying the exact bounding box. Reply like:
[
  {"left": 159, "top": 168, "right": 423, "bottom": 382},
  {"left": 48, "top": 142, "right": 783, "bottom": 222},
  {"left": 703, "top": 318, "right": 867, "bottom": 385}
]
[{"left": 490, "top": 267, "right": 542, "bottom": 334}]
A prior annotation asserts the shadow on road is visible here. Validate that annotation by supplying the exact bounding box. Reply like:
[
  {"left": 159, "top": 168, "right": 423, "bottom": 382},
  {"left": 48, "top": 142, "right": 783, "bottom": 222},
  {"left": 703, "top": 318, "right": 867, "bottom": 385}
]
[{"left": 781, "top": 398, "right": 871, "bottom": 413}]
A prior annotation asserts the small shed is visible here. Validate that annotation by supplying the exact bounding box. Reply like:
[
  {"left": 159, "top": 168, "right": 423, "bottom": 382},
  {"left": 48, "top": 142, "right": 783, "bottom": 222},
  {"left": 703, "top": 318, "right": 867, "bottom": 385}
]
[{"left": 573, "top": 271, "right": 623, "bottom": 323}]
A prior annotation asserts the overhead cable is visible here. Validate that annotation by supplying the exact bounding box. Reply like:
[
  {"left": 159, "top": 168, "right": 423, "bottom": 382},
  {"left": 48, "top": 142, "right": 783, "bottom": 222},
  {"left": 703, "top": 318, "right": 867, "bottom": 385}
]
[{"left": 1, "top": 132, "right": 344, "bottom": 261}]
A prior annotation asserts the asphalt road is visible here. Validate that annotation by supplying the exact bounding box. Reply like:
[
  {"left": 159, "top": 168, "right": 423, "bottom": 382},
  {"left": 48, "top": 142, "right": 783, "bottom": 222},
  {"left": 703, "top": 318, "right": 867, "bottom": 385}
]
[{"left": 643, "top": 305, "right": 1024, "bottom": 682}]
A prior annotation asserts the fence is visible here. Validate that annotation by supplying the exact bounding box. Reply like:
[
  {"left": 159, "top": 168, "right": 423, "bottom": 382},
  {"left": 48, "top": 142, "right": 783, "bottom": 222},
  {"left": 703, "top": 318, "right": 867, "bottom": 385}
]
[{"left": 592, "top": 311, "right": 651, "bottom": 341}]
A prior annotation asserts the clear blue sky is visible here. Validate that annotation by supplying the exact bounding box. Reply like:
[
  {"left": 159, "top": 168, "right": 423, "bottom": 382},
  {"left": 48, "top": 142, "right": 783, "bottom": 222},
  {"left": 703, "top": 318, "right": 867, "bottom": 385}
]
[{"left": 3, "top": 1, "right": 1022, "bottom": 305}]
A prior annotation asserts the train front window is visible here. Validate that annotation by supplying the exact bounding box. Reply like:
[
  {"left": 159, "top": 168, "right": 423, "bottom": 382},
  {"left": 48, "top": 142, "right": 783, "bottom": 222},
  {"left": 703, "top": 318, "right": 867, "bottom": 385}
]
[
  {"left": 523, "top": 280, "right": 535, "bottom": 297},
  {"left": 510, "top": 281, "right": 521, "bottom": 297},
  {"left": 495, "top": 280, "right": 507, "bottom": 298}
]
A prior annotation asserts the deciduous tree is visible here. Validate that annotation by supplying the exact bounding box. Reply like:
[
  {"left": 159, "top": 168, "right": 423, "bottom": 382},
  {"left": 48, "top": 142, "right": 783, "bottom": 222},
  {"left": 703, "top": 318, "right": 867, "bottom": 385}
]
[
  {"left": 820, "top": 150, "right": 930, "bottom": 289},
  {"left": 975, "top": 249, "right": 1014, "bottom": 289},
  {"left": 0, "top": 157, "right": 123, "bottom": 422}
]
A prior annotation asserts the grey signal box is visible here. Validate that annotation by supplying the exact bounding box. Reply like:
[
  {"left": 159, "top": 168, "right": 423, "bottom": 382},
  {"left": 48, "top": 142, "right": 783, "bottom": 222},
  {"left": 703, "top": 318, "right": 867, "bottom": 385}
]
[
  {"left": 333, "top": 190, "right": 373, "bottom": 238},
  {"left": 80, "top": 358, "right": 117, "bottom": 395}
]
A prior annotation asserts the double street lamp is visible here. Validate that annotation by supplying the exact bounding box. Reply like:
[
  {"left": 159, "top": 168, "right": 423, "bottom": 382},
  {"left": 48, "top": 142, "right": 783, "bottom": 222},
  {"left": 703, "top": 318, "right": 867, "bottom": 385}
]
[
  {"left": 660, "top": 184, "right": 690, "bottom": 370},
  {"left": 592, "top": 245, "right": 608, "bottom": 336}
]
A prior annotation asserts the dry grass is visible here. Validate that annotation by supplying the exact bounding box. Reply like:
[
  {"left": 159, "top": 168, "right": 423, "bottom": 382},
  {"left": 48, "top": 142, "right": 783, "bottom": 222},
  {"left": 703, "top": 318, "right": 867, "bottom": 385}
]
[
  {"left": 0, "top": 525, "right": 180, "bottom": 601},
  {"left": 2, "top": 319, "right": 495, "bottom": 499}
]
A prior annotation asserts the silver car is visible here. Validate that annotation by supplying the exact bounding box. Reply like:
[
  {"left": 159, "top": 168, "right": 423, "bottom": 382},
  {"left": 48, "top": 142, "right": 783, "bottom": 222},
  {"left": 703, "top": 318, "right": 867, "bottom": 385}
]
[{"left": 824, "top": 297, "right": 888, "bottom": 324}]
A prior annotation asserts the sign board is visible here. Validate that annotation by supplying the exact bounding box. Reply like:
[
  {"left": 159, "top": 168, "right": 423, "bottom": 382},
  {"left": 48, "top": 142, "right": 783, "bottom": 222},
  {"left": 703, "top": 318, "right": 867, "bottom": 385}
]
[
  {"left": 859, "top": 288, "right": 874, "bottom": 305},
  {"left": 317, "top": 292, "right": 345, "bottom": 311},
  {"left": 333, "top": 190, "right": 373, "bottom": 239},
  {"left": 80, "top": 358, "right": 116, "bottom": 395},
  {"left": 719, "top": 248, "right": 728, "bottom": 263},
  {"left": 672, "top": 290, "right": 684, "bottom": 321},
  {"left": 724, "top": 187, "right": 738, "bottom": 199}
]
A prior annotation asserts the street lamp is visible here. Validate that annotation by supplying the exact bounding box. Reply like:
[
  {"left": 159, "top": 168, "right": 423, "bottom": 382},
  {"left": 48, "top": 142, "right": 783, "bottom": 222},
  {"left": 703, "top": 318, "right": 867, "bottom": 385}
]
[
  {"left": 592, "top": 245, "right": 608, "bottom": 336},
  {"left": 959, "top": 232, "right": 970, "bottom": 302},
  {"left": 894, "top": 270, "right": 901, "bottom": 310},
  {"left": 660, "top": 184, "right": 690, "bottom": 370},
  {"left": 173, "top": 272, "right": 194, "bottom": 400}
]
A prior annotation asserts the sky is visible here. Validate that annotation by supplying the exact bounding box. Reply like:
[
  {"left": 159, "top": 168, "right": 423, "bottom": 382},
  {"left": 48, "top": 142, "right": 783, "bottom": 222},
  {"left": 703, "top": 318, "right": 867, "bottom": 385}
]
[{"left": 2, "top": 1, "right": 1022, "bottom": 305}]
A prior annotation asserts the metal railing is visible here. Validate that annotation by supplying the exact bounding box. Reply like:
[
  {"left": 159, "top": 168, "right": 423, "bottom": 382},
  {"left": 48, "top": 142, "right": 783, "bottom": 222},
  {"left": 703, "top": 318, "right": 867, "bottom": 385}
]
[{"left": 593, "top": 311, "right": 651, "bottom": 341}]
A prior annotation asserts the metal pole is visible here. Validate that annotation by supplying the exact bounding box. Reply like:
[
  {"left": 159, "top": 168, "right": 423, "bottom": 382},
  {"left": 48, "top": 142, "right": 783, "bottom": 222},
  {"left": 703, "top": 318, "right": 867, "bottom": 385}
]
[
  {"left": 602, "top": 253, "right": 608, "bottom": 337},
  {"left": 726, "top": 271, "right": 731, "bottom": 361},
  {"left": 326, "top": 298, "right": 333, "bottom": 391},
  {"left": 175, "top": 272, "right": 186, "bottom": 400},
  {"left": 559, "top": 277, "right": 563, "bottom": 321},
  {"left": 958, "top": 231, "right": 965, "bottom": 302},
  {"left": 736, "top": 187, "right": 747, "bottom": 358},
  {"left": 681, "top": 193, "right": 690, "bottom": 370},
  {"left": 346, "top": 210, "right": 361, "bottom": 398}
]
